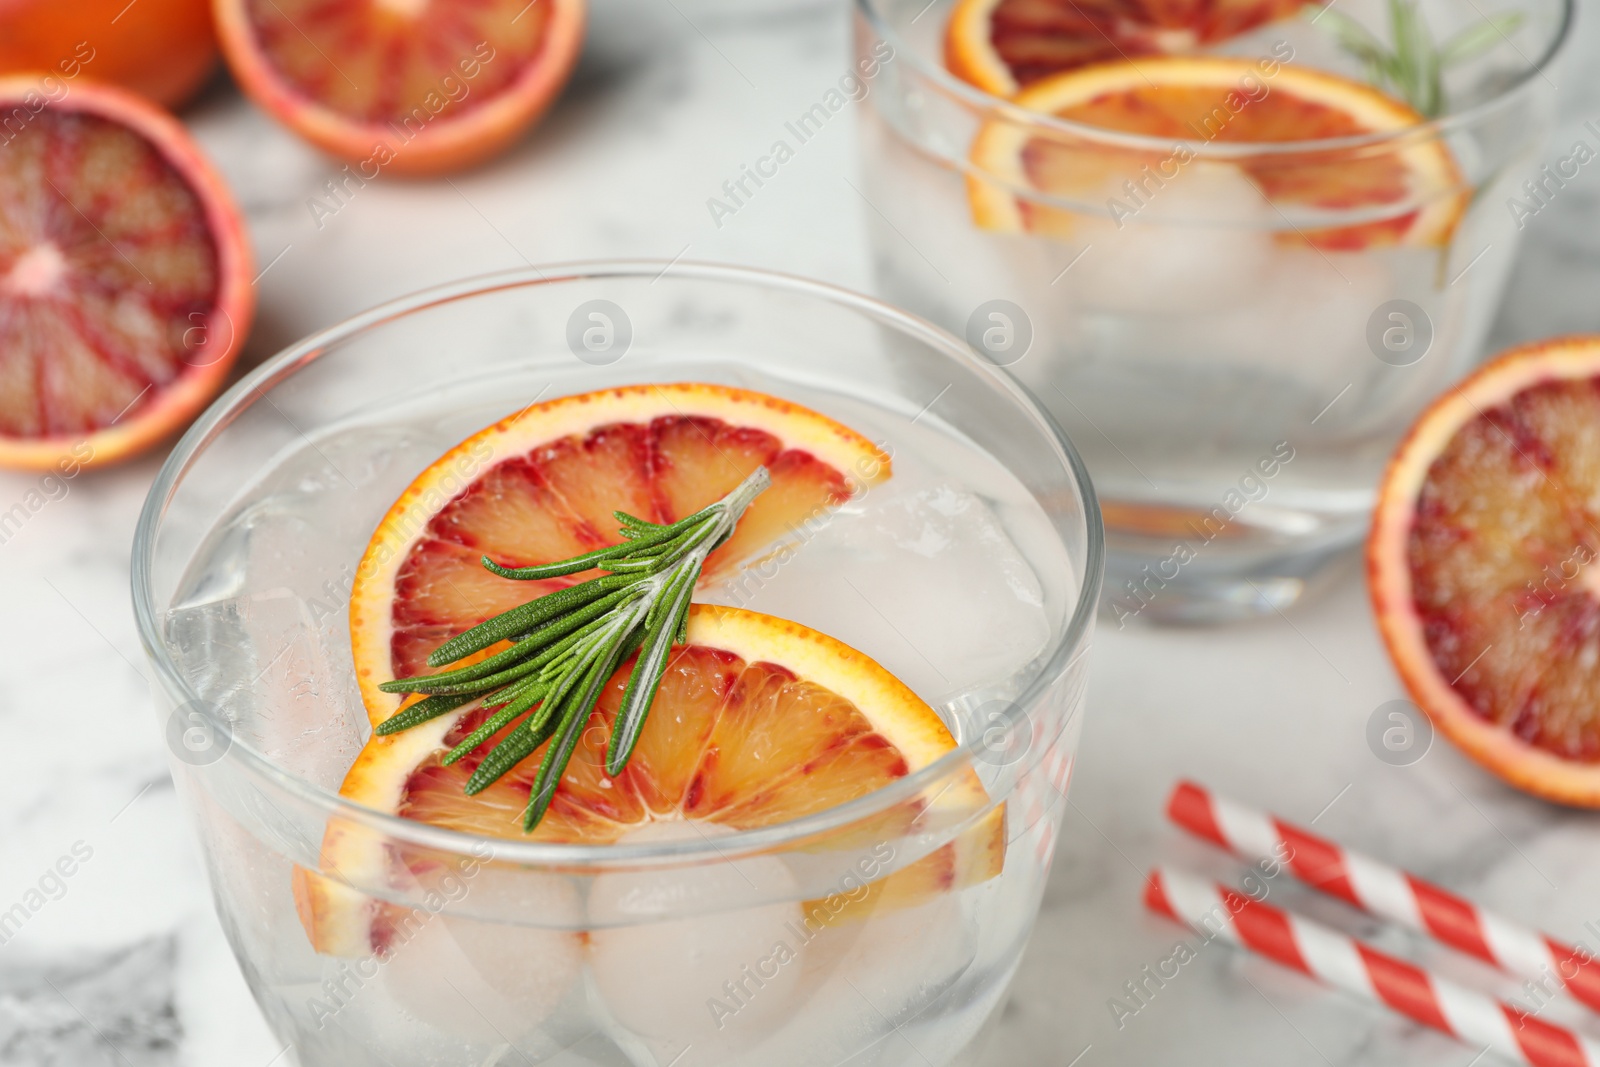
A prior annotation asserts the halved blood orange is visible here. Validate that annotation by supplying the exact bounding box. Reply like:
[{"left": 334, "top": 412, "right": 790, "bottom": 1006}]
[
  {"left": 1370, "top": 337, "right": 1600, "bottom": 807},
  {"left": 213, "top": 0, "right": 586, "bottom": 175},
  {"left": 946, "top": 0, "right": 1315, "bottom": 96},
  {"left": 966, "top": 57, "right": 1464, "bottom": 251},
  {"left": 0, "top": 0, "right": 219, "bottom": 110},
  {"left": 0, "top": 76, "right": 254, "bottom": 471}
]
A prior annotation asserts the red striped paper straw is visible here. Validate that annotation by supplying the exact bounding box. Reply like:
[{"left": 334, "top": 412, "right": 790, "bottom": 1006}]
[
  {"left": 1168, "top": 780, "right": 1600, "bottom": 1014},
  {"left": 1145, "top": 867, "right": 1600, "bottom": 1067}
]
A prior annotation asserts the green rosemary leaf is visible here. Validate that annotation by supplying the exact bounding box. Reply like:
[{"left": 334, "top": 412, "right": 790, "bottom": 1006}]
[
  {"left": 441, "top": 677, "right": 556, "bottom": 765},
  {"left": 380, "top": 631, "right": 549, "bottom": 694},
  {"left": 443, "top": 703, "right": 527, "bottom": 766},
  {"left": 1389, "top": 0, "right": 1418, "bottom": 105},
  {"left": 479, "top": 542, "right": 634, "bottom": 581},
  {"left": 1318, "top": 8, "right": 1386, "bottom": 58},
  {"left": 1440, "top": 12, "right": 1524, "bottom": 65},
  {"left": 1316, "top": 0, "right": 1524, "bottom": 118},
  {"left": 479, "top": 514, "right": 697, "bottom": 580},
  {"left": 427, "top": 572, "right": 638, "bottom": 667},
  {"left": 522, "top": 636, "right": 632, "bottom": 831},
  {"left": 464, "top": 712, "right": 554, "bottom": 794},
  {"left": 1422, "top": 42, "right": 1443, "bottom": 118},
  {"left": 607, "top": 563, "right": 697, "bottom": 776},
  {"left": 387, "top": 585, "right": 646, "bottom": 695},
  {"left": 374, "top": 692, "right": 478, "bottom": 736},
  {"left": 467, "top": 635, "right": 622, "bottom": 793},
  {"left": 612, "top": 509, "right": 669, "bottom": 533}
]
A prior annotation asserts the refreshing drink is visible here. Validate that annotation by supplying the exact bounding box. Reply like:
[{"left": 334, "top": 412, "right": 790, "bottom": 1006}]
[
  {"left": 855, "top": 0, "right": 1571, "bottom": 622},
  {"left": 133, "top": 264, "right": 1100, "bottom": 1067}
]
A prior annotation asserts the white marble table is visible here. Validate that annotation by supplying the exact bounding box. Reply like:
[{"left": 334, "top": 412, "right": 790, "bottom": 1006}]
[{"left": 3, "top": 1, "right": 1599, "bottom": 1064}]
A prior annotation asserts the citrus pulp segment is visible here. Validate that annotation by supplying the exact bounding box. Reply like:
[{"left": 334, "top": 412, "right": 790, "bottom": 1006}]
[
  {"left": 213, "top": 0, "right": 586, "bottom": 174},
  {"left": 945, "top": 0, "right": 1316, "bottom": 96},
  {"left": 1370, "top": 337, "right": 1600, "bottom": 806},
  {"left": 965, "top": 57, "right": 1463, "bottom": 250},
  {"left": 0, "top": 76, "right": 254, "bottom": 470}
]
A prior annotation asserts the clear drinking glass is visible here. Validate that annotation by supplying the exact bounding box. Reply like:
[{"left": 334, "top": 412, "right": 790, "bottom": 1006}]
[
  {"left": 132, "top": 262, "right": 1101, "bottom": 1067},
  {"left": 855, "top": 0, "right": 1572, "bottom": 623}
]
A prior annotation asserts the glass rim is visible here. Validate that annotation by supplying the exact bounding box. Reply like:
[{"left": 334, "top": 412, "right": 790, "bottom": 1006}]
[
  {"left": 855, "top": 0, "right": 1575, "bottom": 157},
  {"left": 131, "top": 259, "right": 1105, "bottom": 871}
]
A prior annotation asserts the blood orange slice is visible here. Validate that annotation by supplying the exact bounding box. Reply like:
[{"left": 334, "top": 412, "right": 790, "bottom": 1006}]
[
  {"left": 946, "top": 0, "right": 1315, "bottom": 96},
  {"left": 1370, "top": 337, "right": 1600, "bottom": 807},
  {"left": 966, "top": 58, "right": 1464, "bottom": 251},
  {"left": 351, "top": 383, "right": 894, "bottom": 730},
  {"left": 213, "top": 0, "right": 586, "bottom": 175},
  {"left": 0, "top": 76, "right": 254, "bottom": 471},
  {"left": 294, "top": 603, "right": 1003, "bottom": 1051}
]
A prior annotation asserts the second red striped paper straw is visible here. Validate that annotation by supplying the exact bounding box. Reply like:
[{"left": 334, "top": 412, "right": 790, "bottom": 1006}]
[
  {"left": 1168, "top": 780, "right": 1600, "bottom": 1014},
  {"left": 1145, "top": 867, "right": 1600, "bottom": 1067}
]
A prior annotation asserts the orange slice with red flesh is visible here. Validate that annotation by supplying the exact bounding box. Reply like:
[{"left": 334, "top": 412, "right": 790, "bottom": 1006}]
[
  {"left": 966, "top": 57, "right": 1464, "bottom": 251},
  {"left": 1370, "top": 337, "right": 1600, "bottom": 807},
  {"left": 213, "top": 0, "right": 586, "bottom": 175},
  {"left": 297, "top": 605, "right": 1003, "bottom": 954},
  {"left": 350, "top": 382, "right": 894, "bottom": 731},
  {"left": 946, "top": 0, "right": 1316, "bottom": 96},
  {"left": 0, "top": 76, "right": 254, "bottom": 471}
]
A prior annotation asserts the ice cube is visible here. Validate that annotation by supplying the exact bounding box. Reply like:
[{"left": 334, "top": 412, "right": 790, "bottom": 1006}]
[
  {"left": 706, "top": 480, "right": 1051, "bottom": 705},
  {"left": 163, "top": 588, "right": 364, "bottom": 789},
  {"left": 744, "top": 893, "right": 978, "bottom": 1066},
  {"left": 587, "top": 822, "right": 805, "bottom": 1057},
  {"left": 1065, "top": 162, "right": 1278, "bottom": 314},
  {"left": 381, "top": 869, "right": 584, "bottom": 1045}
]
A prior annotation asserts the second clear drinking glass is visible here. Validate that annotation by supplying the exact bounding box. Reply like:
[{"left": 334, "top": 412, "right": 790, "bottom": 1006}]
[{"left": 856, "top": 0, "right": 1572, "bottom": 623}]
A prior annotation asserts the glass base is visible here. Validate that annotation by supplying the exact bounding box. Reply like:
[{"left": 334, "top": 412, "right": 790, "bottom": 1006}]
[{"left": 1099, "top": 526, "right": 1361, "bottom": 626}]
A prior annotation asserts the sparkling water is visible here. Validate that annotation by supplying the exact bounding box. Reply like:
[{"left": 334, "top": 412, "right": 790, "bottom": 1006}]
[{"left": 162, "top": 360, "right": 1079, "bottom": 1067}]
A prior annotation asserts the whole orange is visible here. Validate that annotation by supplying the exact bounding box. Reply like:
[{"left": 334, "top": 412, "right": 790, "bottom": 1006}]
[{"left": 0, "top": 0, "right": 219, "bottom": 110}]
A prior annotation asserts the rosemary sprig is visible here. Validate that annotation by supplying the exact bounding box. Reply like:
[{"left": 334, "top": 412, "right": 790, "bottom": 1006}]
[
  {"left": 375, "top": 465, "right": 772, "bottom": 831},
  {"left": 1314, "top": 0, "right": 1525, "bottom": 118}
]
